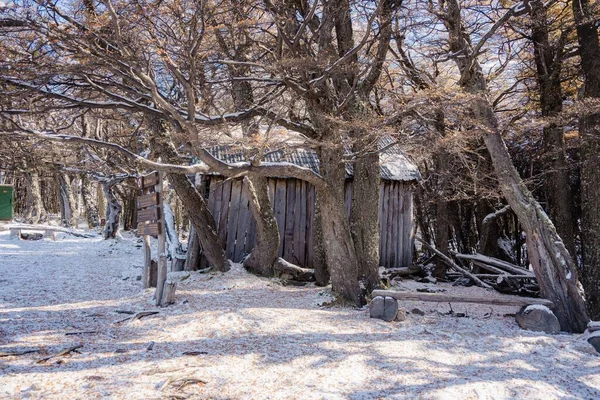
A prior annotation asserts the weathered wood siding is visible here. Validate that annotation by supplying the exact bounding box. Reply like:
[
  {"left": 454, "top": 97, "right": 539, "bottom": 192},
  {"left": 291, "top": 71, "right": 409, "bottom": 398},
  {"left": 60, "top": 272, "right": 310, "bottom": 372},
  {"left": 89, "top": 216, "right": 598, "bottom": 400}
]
[{"left": 202, "top": 176, "right": 414, "bottom": 268}]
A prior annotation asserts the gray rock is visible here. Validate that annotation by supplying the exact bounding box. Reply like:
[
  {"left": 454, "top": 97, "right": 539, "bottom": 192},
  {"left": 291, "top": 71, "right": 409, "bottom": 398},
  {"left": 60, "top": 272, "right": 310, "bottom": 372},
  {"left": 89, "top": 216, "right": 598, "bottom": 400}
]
[
  {"left": 586, "top": 330, "right": 600, "bottom": 354},
  {"left": 515, "top": 305, "right": 560, "bottom": 334},
  {"left": 370, "top": 296, "right": 385, "bottom": 319},
  {"left": 370, "top": 296, "right": 399, "bottom": 322},
  {"left": 383, "top": 297, "right": 399, "bottom": 322}
]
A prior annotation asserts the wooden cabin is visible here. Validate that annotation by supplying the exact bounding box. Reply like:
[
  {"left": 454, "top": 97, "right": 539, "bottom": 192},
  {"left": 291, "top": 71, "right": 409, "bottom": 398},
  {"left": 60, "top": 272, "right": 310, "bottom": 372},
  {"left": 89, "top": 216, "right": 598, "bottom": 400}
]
[{"left": 195, "top": 138, "right": 420, "bottom": 268}]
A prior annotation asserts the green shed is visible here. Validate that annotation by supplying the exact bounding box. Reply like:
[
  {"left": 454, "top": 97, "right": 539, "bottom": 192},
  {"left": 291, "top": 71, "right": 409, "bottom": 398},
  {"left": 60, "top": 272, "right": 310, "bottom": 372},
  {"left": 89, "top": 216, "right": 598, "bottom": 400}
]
[{"left": 0, "top": 185, "right": 14, "bottom": 221}]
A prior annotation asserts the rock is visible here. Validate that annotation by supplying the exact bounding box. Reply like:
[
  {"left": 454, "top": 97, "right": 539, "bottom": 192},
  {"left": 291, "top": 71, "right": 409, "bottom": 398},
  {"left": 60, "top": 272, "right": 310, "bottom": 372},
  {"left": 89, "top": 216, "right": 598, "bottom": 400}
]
[
  {"left": 411, "top": 308, "right": 425, "bottom": 316},
  {"left": 383, "top": 297, "right": 399, "bottom": 321},
  {"left": 370, "top": 296, "right": 385, "bottom": 319},
  {"left": 587, "top": 331, "right": 600, "bottom": 354},
  {"left": 515, "top": 305, "right": 560, "bottom": 334},
  {"left": 587, "top": 321, "right": 600, "bottom": 333},
  {"left": 396, "top": 308, "right": 407, "bottom": 321},
  {"left": 370, "top": 296, "right": 399, "bottom": 322}
]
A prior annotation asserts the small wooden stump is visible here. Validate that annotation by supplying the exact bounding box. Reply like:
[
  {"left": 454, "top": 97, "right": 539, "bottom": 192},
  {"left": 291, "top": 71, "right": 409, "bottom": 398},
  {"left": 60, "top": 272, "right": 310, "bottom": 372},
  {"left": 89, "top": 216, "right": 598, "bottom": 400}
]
[
  {"left": 370, "top": 296, "right": 399, "bottom": 322},
  {"left": 515, "top": 305, "right": 560, "bottom": 334}
]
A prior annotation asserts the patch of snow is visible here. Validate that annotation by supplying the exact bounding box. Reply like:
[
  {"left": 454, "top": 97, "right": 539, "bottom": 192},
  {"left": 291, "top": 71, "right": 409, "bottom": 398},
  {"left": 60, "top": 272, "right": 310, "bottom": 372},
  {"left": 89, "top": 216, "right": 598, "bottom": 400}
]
[
  {"left": 0, "top": 231, "right": 599, "bottom": 399},
  {"left": 524, "top": 304, "right": 555, "bottom": 315}
]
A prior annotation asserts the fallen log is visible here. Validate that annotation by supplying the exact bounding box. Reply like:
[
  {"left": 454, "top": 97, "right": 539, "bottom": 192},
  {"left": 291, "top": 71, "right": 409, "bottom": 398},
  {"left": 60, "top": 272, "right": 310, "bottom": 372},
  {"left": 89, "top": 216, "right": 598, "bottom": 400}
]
[
  {"left": 381, "top": 267, "right": 422, "bottom": 278},
  {"left": 371, "top": 289, "right": 554, "bottom": 308},
  {"left": 273, "top": 258, "right": 314, "bottom": 282},
  {"left": 474, "top": 274, "right": 535, "bottom": 279},
  {"left": 454, "top": 253, "right": 534, "bottom": 277},
  {"left": 415, "top": 236, "right": 492, "bottom": 289}
]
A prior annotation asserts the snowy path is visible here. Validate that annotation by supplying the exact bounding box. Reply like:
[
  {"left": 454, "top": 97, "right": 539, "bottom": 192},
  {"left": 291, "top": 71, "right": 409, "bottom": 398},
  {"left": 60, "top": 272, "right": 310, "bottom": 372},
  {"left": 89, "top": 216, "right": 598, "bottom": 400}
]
[{"left": 0, "top": 231, "right": 599, "bottom": 399}]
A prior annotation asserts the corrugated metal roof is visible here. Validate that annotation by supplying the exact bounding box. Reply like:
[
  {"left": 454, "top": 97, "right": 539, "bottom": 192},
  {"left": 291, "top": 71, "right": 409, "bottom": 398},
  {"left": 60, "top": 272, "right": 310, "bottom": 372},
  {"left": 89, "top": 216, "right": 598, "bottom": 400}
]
[{"left": 200, "top": 137, "right": 420, "bottom": 182}]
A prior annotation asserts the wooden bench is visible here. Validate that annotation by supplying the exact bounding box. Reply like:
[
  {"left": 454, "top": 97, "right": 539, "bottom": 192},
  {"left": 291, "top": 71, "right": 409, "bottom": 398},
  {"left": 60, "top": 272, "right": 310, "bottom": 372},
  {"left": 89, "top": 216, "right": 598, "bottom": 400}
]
[{"left": 9, "top": 227, "right": 58, "bottom": 241}]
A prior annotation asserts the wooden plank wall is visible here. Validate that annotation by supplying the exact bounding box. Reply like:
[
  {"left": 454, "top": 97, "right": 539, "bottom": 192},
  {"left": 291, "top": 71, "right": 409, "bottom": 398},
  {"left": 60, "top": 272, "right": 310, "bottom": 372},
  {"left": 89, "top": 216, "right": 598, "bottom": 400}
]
[{"left": 204, "top": 176, "right": 413, "bottom": 268}]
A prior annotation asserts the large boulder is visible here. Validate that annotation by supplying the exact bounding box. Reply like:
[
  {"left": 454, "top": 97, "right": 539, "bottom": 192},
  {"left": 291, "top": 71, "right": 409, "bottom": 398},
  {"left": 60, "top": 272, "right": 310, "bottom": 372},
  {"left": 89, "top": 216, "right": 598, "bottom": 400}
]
[
  {"left": 515, "top": 305, "right": 560, "bottom": 334},
  {"left": 370, "top": 296, "right": 399, "bottom": 322}
]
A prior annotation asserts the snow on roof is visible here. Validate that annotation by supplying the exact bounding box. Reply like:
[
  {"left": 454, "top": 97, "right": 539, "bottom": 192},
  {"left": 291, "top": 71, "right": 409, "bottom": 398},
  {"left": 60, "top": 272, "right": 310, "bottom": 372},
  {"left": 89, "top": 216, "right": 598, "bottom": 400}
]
[{"left": 201, "top": 136, "right": 420, "bottom": 182}]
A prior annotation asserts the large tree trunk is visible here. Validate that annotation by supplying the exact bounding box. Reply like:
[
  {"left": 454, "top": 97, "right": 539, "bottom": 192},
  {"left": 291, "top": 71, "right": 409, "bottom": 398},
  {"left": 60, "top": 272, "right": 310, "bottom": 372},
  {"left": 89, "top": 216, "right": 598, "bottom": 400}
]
[
  {"left": 351, "top": 149, "right": 381, "bottom": 293},
  {"left": 439, "top": 0, "right": 589, "bottom": 331},
  {"left": 242, "top": 176, "right": 279, "bottom": 276},
  {"left": 573, "top": 0, "right": 600, "bottom": 320},
  {"left": 56, "top": 171, "right": 77, "bottom": 227},
  {"left": 312, "top": 193, "right": 330, "bottom": 286},
  {"left": 80, "top": 174, "right": 99, "bottom": 228},
  {"left": 102, "top": 180, "right": 121, "bottom": 239},
  {"left": 318, "top": 146, "right": 364, "bottom": 306},
  {"left": 25, "top": 169, "right": 46, "bottom": 224},
  {"left": 530, "top": 2, "right": 577, "bottom": 263}
]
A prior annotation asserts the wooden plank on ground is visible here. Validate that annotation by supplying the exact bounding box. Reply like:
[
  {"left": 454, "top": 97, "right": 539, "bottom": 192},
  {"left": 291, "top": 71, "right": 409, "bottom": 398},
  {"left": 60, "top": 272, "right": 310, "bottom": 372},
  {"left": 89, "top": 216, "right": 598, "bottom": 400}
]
[
  {"left": 137, "top": 193, "right": 159, "bottom": 210},
  {"left": 274, "top": 179, "right": 287, "bottom": 258},
  {"left": 371, "top": 289, "right": 554, "bottom": 308},
  {"left": 137, "top": 222, "right": 162, "bottom": 236},
  {"left": 226, "top": 179, "right": 243, "bottom": 260},
  {"left": 137, "top": 206, "right": 160, "bottom": 223}
]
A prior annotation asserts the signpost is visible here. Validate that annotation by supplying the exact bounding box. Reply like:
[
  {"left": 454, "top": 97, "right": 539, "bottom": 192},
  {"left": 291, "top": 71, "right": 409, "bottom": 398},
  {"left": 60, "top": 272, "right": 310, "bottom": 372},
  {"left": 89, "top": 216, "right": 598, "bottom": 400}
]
[{"left": 136, "top": 171, "right": 171, "bottom": 306}]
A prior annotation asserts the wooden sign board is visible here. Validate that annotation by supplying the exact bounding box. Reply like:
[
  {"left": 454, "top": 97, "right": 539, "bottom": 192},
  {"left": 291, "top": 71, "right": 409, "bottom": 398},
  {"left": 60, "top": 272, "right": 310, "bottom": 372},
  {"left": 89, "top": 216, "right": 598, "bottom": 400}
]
[
  {"left": 137, "top": 222, "right": 162, "bottom": 236},
  {"left": 137, "top": 206, "right": 161, "bottom": 223},
  {"left": 137, "top": 172, "right": 160, "bottom": 189},
  {"left": 137, "top": 192, "right": 160, "bottom": 210}
]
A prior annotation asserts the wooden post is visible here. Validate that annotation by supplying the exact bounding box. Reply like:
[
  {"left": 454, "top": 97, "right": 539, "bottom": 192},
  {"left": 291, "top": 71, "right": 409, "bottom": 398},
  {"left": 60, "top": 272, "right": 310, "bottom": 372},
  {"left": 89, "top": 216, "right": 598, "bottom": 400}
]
[
  {"left": 155, "top": 171, "right": 169, "bottom": 306},
  {"left": 142, "top": 235, "right": 151, "bottom": 288},
  {"left": 136, "top": 171, "right": 173, "bottom": 304}
]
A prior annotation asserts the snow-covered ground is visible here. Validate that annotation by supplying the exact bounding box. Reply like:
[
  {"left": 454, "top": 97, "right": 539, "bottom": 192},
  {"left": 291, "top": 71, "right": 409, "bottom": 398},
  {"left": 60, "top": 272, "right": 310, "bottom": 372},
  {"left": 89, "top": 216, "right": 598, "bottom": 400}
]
[{"left": 0, "top": 230, "right": 598, "bottom": 400}]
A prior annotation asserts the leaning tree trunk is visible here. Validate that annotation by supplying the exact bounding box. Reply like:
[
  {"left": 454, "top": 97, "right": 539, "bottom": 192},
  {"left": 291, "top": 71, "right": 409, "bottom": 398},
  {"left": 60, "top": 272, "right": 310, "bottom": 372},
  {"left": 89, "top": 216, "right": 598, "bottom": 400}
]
[
  {"left": 573, "top": 0, "right": 600, "bottom": 320},
  {"left": 25, "top": 169, "right": 46, "bottom": 224},
  {"left": 150, "top": 118, "right": 229, "bottom": 272},
  {"left": 166, "top": 172, "right": 229, "bottom": 272},
  {"left": 102, "top": 180, "right": 122, "bottom": 239},
  {"left": 440, "top": 0, "right": 589, "bottom": 332},
  {"left": 479, "top": 101, "right": 589, "bottom": 333},
  {"left": 242, "top": 176, "right": 279, "bottom": 277},
  {"left": 80, "top": 174, "right": 99, "bottom": 228},
  {"left": 351, "top": 149, "right": 381, "bottom": 293},
  {"left": 318, "top": 146, "right": 364, "bottom": 307}
]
